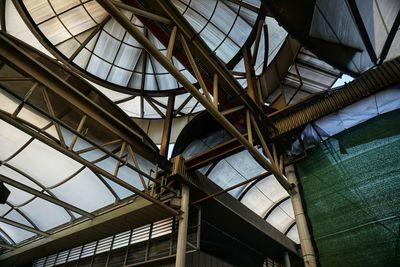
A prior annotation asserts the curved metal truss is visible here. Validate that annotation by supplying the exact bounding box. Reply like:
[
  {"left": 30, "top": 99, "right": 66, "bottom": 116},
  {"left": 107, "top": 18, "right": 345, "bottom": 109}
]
[{"left": 0, "top": 32, "right": 178, "bottom": 251}]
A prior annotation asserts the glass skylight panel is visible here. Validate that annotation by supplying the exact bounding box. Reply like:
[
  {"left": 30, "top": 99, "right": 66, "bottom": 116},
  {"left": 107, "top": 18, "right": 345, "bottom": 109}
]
[
  {"left": 241, "top": 188, "right": 274, "bottom": 216},
  {"left": 157, "top": 74, "right": 179, "bottom": 90},
  {"left": 56, "top": 38, "right": 81, "bottom": 58},
  {"left": 8, "top": 139, "right": 83, "bottom": 187},
  {"left": 103, "top": 18, "right": 126, "bottom": 40},
  {"left": 115, "top": 165, "right": 148, "bottom": 191},
  {"left": 49, "top": 0, "right": 81, "bottom": 14},
  {"left": 200, "top": 23, "right": 225, "bottom": 51},
  {"left": 17, "top": 106, "right": 53, "bottom": 130},
  {"left": 0, "top": 89, "right": 20, "bottom": 114},
  {"left": 93, "top": 31, "right": 120, "bottom": 63},
  {"left": 215, "top": 38, "right": 239, "bottom": 63},
  {"left": 50, "top": 168, "right": 115, "bottom": 212},
  {"left": 286, "top": 225, "right": 299, "bottom": 243},
  {"left": 265, "top": 202, "right": 294, "bottom": 233},
  {"left": 0, "top": 205, "right": 12, "bottom": 217},
  {"left": 0, "top": 120, "right": 31, "bottom": 161},
  {"left": 115, "top": 45, "right": 141, "bottom": 69},
  {"left": 38, "top": 17, "right": 72, "bottom": 45},
  {"left": 19, "top": 198, "right": 71, "bottom": 231},
  {"left": 0, "top": 222, "right": 36, "bottom": 244},
  {"left": 59, "top": 5, "right": 96, "bottom": 36},
  {"left": 23, "top": 0, "right": 55, "bottom": 24},
  {"left": 107, "top": 67, "right": 131, "bottom": 87},
  {"left": 208, "top": 159, "right": 247, "bottom": 195},
  {"left": 212, "top": 2, "right": 236, "bottom": 33},
  {"left": 183, "top": 8, "right": 208, "bottom": 33},
  {"left": 117, "top": 98, "right": 142, "bottom": 117},
  {"left": 255, "top": 176, "right": 288, "bottom": 202},
  {"left": 86, "top": 55, "right": 112, "bottom": 80},
  {"left": 228, "top": 17, "right": 252, "bottom": 47},
  {"left": 241, "top": 176, "right": 289, "bottom": 217},
  {"left": 0, "top": 165, "right": 42, "bottom": 191},
  {"left": 103, "top": 176, "right": 134, "bottom": 200},
  {"left": 5, "top": 185, "right": 35, "bottom": 207},
  {"left": 4, "top": 210, "right": 33, "bottom": 228},
  {"left": 82, "top": 1, "right": 107, "bottom": 23}
]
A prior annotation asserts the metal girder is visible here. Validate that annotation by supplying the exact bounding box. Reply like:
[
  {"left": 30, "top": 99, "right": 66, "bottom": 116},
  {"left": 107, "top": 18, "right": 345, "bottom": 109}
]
[
  {"left": 379, "top": 8, "right": 400, "bottom": 64},
  {"left": 0, "top": 108, "right": 178, "bottom": 216},
  {"left": 112, "top": 0, "right": 171, "bottom": 24},
  {"left": 0, "top": 32, "right": 179, "bottom": 214},
  {"left": 185, "top": 135, "right": 246, "bottom": 171},
  {"left": 0, "top": 32, "right": 171, "bottom": 172},
  {"left": 96, "top": 0, "right": 291, "bottom": 191},
  {"left": 145, "top": 0, "right": 271, "bottom": 124},
  {"left": 160, "top": 95, "right": 175, "bottom": 157},
  {"left": 347, "top": 0, "right": 378, "bottom": 64},
  {"left": 0, "top": 196, "right": 176, "bottom": 265}
]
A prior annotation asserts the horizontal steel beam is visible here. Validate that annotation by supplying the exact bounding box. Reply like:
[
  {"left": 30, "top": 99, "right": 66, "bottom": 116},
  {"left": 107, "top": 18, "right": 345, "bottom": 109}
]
[{"left": 185, "top": 136, "right": 246, "bottom": 171}]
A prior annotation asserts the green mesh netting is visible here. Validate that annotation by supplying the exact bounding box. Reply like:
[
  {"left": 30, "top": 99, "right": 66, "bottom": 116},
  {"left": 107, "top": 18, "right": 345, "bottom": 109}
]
[{"left": 295, "top": 109, "right": 400, "bottom": 267}]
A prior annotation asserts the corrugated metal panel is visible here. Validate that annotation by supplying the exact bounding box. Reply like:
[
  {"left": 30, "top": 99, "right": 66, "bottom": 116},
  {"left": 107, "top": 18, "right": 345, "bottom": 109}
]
[{"left": 270, "top": 56, "right": 400, "bottom": 137}]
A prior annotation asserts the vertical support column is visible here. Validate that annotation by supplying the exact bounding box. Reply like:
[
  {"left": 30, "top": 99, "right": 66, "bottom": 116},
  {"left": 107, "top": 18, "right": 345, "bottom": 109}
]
[
  {"left": 283, "top": 251, "right": 291, "bottom": 267},
  {"left": 160, "top": 94, "right": 175, "bottom": 157},
  {"left": 175, "top": 183, "right": 190, "bottom": 267},
  {"left": 285, "top": 165, "right": 317, "bottom": 267}
]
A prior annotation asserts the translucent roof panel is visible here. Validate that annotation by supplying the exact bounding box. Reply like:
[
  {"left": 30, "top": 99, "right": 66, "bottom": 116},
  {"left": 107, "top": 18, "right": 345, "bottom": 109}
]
[
  {"left": 177, "top": 125, "right": 300, "bottom": 243},
  {"left": 234, "top": 16, "right": 287, "bottom": 73},
  {"left": 172, "top": 0, "right": 260, "bottom": 63},
  {"left": 0, "top": 69, "right": 160, "bottom": 246},
  {"left": 233, "top": 16, "right": 287, "bottom": 87},
  {"left": 19, "top": 0, "right": 195, "bottom": 94}
]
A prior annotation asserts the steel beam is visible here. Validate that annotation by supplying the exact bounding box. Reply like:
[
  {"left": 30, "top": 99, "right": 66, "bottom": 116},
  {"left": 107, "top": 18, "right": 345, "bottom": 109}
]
[
  {"left": 160, "top": 95, "right": 175, "bottom": 157},
  {"left": 96, "top": 0, "right": 291, "bottom": 191},
  {"left": 151, "top": 0, "right": 270, "bottom": 124},
  {"left": 112, "top": 0, "right": 171, "bottom": 24},
  {"left": 0, "top": 110, "right": 178, "bottom": 216},
  {"left": 185, "top": 135, "right": 246, "bottom": 171},
  {"left": 0, "top": 32, "right": 171, "bottom": 172},
  {"left": 0, "top": 196, "right": 176, "bottom": 265},
  {"left": 379, "top": 9, "right": 400, "bottom": 64},
  {"left": 347, "top": 0, "right": 378, "bottom": 64}
]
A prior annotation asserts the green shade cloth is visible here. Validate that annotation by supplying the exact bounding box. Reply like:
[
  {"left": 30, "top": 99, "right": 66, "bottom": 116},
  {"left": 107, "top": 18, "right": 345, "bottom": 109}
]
[{"left": 296, "top": 109, "right": 400, "bottom": 267}]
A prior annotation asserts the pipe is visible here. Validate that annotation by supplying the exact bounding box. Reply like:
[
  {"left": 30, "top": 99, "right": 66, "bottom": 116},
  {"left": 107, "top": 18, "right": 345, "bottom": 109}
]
[
  {"left": 285, "top": 165, "right": 317, "bottom": 267},
  {"left": 175, "top": 184, "right": 190, "bottom": 267}
]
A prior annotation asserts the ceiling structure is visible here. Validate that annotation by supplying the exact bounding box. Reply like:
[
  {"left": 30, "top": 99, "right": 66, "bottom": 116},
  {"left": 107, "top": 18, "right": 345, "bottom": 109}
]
[{"left": 0, "top": 0, "right": 399, "bottom": 266}]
